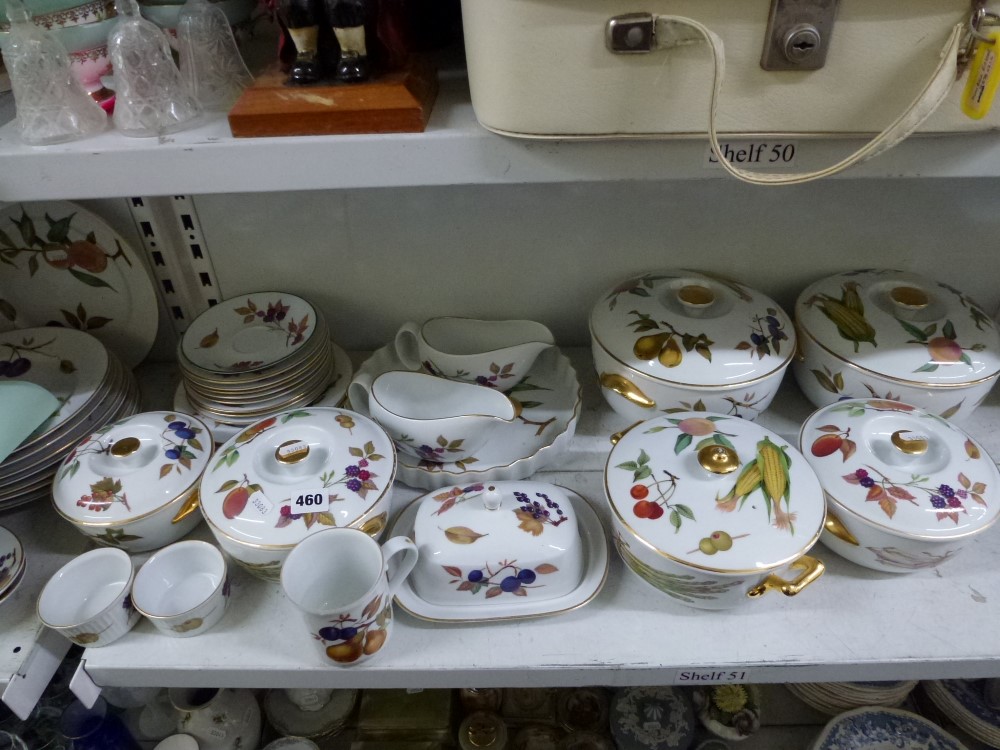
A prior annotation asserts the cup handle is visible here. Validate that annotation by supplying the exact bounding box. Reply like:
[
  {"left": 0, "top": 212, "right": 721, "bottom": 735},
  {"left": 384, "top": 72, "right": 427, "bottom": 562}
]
[
  {"left": 394, "top": 321, "right": 422, "bottom": 371},
  {"left": 381, "top": 535, "right": 419, "bottom": 598},
  {"left": 347, "top": 370, "right": 374, "bottom": 416}
]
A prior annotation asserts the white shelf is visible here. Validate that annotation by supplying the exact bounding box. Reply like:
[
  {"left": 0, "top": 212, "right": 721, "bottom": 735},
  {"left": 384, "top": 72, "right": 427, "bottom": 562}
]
[
  {"left": 4, "top": 76, "right": 1000, "bottom": 201},
  {"left": 69, "top": 349, "right": 1000, "bottom": 690}
]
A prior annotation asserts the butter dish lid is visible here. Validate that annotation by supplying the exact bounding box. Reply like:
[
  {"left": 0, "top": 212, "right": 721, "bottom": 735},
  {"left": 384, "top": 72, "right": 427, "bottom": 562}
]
[
  {"left": 590, "top": 270, "right": 795, "bottom": 388},
  {"left": 53, "top": 411, "right": 211, "bottom": 525},
  {"left": 800, "top": 398, "right": 1000, "bottom": 539},
  {"left": 604, "top": 413, "right": 825, "bottom": 573},
  {"left": 795, "top": 269, "right": 1000, "bottom": 387},
  {"left": 199, "top": 407, "right": 395, "bottom": 547}
]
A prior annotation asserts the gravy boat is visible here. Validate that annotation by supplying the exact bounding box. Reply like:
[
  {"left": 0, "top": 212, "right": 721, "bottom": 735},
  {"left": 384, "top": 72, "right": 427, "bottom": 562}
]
[
  {"left": 395, "top": 318, "right": 554, "bottom": 392},
  {"left": 354, "top": 371, "right": 517, "bottom": 463}
]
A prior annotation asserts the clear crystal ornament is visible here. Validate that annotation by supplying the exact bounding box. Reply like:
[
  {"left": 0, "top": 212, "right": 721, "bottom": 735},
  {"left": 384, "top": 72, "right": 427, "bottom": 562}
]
[
  {"left": 176, "top": 0, "right": 252, "bottom": 111},
  {"left": 0, "top": 0, "right": 107, "bottom": 145},
  {"left": 108, "top": 0, "right": 201, "bottom": 137}
]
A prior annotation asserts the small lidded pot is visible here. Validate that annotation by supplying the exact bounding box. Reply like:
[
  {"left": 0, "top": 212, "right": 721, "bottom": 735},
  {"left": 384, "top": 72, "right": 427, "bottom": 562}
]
[
  {"left": 794, "top": 269, "right": 1000, "bottom": 423},
  {"left": 198, "top": 406, "right": 396, "bottom": 580},
  {"left": 800, "top": 398, "right": 1000, "bottom": 573},
  {"left": 605, "top": 412, "right": 826, "bottom": 610},
  {"left": 52, "top": 411, "right": 212, "bottom": 552},
  {"left": 591, "top": 271, "right": 795, "bottom": 422}
]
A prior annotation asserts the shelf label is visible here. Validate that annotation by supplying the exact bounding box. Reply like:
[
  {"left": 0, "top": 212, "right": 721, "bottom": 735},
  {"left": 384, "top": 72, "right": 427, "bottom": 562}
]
[
  {"left": 674, "top": 669, "right": 752, "bottom": 684},
  {"left": 249, "top": 492, "right": 274, "bottom": 517},
  {"left": 705, "top": 141, "right": 798, "bottom": 169}
]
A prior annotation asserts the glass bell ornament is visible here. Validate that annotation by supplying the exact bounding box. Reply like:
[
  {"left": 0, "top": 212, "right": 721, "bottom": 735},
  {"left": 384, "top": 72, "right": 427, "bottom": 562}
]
[
  {"left": 0, "top": 0, "right": 107, "bottom": 145},
  {"left": 108, "top": 0, "right": 201, "bottom": 136},
  {"left": 176, "top": 0, "right": 253, "bottom": 111}
]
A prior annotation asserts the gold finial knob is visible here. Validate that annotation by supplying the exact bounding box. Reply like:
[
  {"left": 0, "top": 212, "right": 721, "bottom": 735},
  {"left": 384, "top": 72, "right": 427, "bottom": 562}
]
[
  {"left": 110, "top": 437, "right": 140, "bottom": 458},
  {"left": 891, "top": 430, "right": 928, "bottom": 455},
  {"left": 678, "top": 284, "right": 715, "bottom": 307},
  {"left": 275, "top": 440, "right": 310, "bottom": 464},
  {"left": 698, "top": 444, "right": 740, "bottom": 474},
  {"left": 890, "top": 286, "right": 929, "bottom": 309}
]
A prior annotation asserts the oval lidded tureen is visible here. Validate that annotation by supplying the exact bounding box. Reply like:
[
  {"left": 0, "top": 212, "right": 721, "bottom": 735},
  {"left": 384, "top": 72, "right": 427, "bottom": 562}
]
[
  {"left": 605, "top": 412, "right": 826, "bottom": 610},
  {"left": 799, "top": 398, "right": 1000, "bottom": 573},
  {"left": 198, "top": 406, "right": 396, "bottom": 580},
  {"left": 591, "top": 271, "right": 795, "bottom": 423},
  {"left": 794, "top": 269, "right": 1000, "bottom": 423},
  {"left": 52, "top": 411, "right": 212, "bottom": 552}
]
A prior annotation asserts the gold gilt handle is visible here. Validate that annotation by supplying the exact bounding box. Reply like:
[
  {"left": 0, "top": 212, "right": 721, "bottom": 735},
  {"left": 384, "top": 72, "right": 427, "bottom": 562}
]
[
  {"left": 746, "top": 555, "right": 825, "bottom": 599},
  {"left": 610, "top": 421, "right": 644, "bottom": 446},
  {"left": 171, "top": 489, "right": 201, "bottom": 524},
  {"left": 824, "top": 509, "right": 860, "bottom": 546},
  {"left": 599, "top": 373, "right": 656, "bottom": 409}
]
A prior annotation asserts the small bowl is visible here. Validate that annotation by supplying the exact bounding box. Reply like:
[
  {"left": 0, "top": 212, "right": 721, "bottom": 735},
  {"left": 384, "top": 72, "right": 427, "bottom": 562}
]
[
  {"left": 37, "top": 547, "right": 139, "bottom": 647},
  {"left": 0, "top": 0, "right": 116, "bottom": 32}
]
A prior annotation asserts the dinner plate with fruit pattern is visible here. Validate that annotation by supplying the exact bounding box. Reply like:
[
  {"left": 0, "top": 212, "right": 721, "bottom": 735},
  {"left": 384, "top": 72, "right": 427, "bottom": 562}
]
[{"left": 0, "top": 201, "right": 158, "bottom": 369}]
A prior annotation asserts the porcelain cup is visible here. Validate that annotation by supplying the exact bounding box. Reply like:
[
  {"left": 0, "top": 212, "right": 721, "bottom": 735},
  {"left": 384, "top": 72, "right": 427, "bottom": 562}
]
[
  {"left": 131, "top": 540, "right": 229, "bottom": 637},
  {"left": 37, "top": 547, "right": 139, "bottom": 647},
  {"left": 350, "top": 370, "right": 517, "bottom": 463},
  {"left": 394, "top": 317, "right": 554, "bottom": 392},
  {"left": 280, "top": 527, "right": 417, "bottom": 667}
]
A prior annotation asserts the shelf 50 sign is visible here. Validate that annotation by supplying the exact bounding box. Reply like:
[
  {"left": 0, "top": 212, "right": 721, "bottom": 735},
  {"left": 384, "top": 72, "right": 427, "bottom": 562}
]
[{"left": 705, "top": 141, "right": 798, "bottom": 169}]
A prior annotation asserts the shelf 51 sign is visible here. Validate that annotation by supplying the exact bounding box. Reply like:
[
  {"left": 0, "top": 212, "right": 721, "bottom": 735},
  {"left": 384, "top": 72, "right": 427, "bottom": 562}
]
[{"left": 673, "top": 669, "right": 752, "bottom": 684}]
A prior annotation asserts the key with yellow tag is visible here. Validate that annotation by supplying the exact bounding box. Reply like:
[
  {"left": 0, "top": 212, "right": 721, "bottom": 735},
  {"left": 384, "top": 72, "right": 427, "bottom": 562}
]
[{"left": 962, "top": 29, "right": 1000, "bottom": 119}]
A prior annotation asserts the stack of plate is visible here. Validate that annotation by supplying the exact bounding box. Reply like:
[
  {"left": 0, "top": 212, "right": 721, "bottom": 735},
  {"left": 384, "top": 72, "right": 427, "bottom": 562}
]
[
  {"left": 921, "top": 679, "right": 1000, "bottom": 747},
  {"left": 175, "top": 293, "right": 350, "bottom": 441},
  {"left": 787, "top": 681, "right": 918, "bottom": 716},
  {"left": 0, "top": 327, "right": 140, "bottom": 510}
]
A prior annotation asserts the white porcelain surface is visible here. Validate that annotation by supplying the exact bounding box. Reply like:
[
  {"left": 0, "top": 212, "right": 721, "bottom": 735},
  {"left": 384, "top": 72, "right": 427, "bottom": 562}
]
[
  {"left": 591, "top": 271, "right": 794, "bottom": 423},
  {"left": 800, "top": 398, "right": 1000, "bottom": 573},
  {"left": 52, "top": 410, "right": 211, "bottom": 551},
  {"left": 363, "top": 370, "right": 516, "bottom": 462},
  {"left": 606, "top": 412, "right": 826, "bottom": 610},
  {"left": 350, "top": 344, "right": 581, "bottom": 490},
  {"left": 198, "top": 406, "right": 395, "bottom": 580},
  {"left": 409, "top": 480, "right": 583, "bottom": 606},
  {"left": 37, "top": 546, "right": 139, "bottom": 647},
  {"left": 795, "top": 270, "right": 1000, "bottom": 423},
  {"left": 0, "top": 201, "right": 158, "bottom": 368},
  {"left": 132, "top": 539, "right": 229, "bottom": 637},
  {"left": 280, "top": 528, "right": 417, "bottom": 666},
  {"left": 394, "top": 317, "right": 554, "bottom": 392},
  {"left": 154, "top": 735, "right": 200, "bottom": 750},
  {"left": 0, "top": 525, "right": 25, "bottom": 603},
  {"left": 170, "top": 687, "right": 261, "bottom": 750},
  {"left": 389, "top": 488, "right": 609, "bottom": 622}
]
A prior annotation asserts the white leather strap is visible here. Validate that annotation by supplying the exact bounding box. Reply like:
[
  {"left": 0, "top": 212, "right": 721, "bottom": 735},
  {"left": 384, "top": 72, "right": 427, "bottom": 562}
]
[{"left": 653, "top": 16, "right": 966, "bottom": 185}]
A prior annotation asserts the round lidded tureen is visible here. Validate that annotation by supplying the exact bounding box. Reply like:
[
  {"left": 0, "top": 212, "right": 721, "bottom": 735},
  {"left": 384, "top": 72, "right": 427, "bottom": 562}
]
[
  {"left": 198, "top": 406, "right": 395, "bottom": 580},
  {"left": 605, "top": 412, "right": 825, "bottom": 610},
  {"left": 52, "top": 411, "right": 212, "bottom": 552},
  {"left": 590, "top": 271, "right": 795, "bottom": 422},
  {"left": 794, "top": 269, "right": 1000, "bottom": 423},
  {"left": 799, "top": 398, "right": 1000, "bottom": 573}
]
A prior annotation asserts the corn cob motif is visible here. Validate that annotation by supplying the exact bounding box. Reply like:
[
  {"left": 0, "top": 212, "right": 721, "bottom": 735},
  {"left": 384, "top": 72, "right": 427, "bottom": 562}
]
[
  {"left": 715, "top": 438, "right": 797, "bottom": 534},
  {"left": 715, "top": 459, "right": 760, "bottom": 513},
  {"left": 805, "top": 282, "right": 877, "bottom": 353}
]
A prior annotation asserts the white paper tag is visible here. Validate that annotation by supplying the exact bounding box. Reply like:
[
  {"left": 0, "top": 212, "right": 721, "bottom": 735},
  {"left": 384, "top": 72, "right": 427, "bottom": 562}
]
[
  {"left": 705, "top": 141, "right": 798, "bottom": 169},
  {"left": 249, "top": 492, "right": 274, "bottom": 517},
  {"left": 278, "top": 440, "right": 309, "bottom": 459},
  {"left": 289, "top": 489, "right": 329, "bottom": 513},
  {"left": 674, "top": 669, "right": 751, "bottom": 684}
]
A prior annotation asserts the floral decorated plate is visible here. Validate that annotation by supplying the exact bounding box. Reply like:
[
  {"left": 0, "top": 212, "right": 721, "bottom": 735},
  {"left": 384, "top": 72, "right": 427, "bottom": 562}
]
[
  {"left": 180, "top": 292, "right": 320, "bottom": 374},
  {"left": 810, "top": 707, "right": 967, "bottom": 750},
  {"left": 610, "top": 687, "right": 695, "bottom": 750},
  {"left": 350, "top": 344, "right": 581, "bottom": 490},
  {"left": 387, "top": 488, "right": 609, "bottom": 622},
  {"left": 0, "top": 201, "right": 158, "bottom": 368},
  {"left": 0, "top": 526, "right": 25, "bottom": 604}
]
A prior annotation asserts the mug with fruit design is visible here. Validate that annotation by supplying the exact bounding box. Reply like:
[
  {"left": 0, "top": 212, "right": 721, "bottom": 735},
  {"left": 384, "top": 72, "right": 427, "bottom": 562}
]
[{"left": 280, "top": 527, "right": 418, "bottom": 666}]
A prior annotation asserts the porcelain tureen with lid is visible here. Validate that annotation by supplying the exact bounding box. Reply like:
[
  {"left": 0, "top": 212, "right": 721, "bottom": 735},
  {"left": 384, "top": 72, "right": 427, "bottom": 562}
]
[
  {"left": 590, "top": 270, "right": 795, "bottom": 423},
  {"left": 52, "top": 411, "right": 212, "bottom": 552},
  {"left": 800, "top": 398, "right": 1000, "bottom": 573},
  {"left": 605, "top": 412, "right": 825, "bottom": 609},
  {"left": 198, "top": 406, "right": 396, "bottom": 580},
  {"left": 794, "top": 269, "right": 1000, "bottom": 423}
]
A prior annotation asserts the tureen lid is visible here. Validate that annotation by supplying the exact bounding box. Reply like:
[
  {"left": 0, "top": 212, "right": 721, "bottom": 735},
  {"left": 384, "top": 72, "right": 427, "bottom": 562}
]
[
  {"left": 795, "top": 270, "right": 1000, "bottom": 387},
  {"left": 590, "top": 271, "right": 795, "bottom": 388},
  {"left": 605, "top": 413, "right": 825, "bottom": 573},
  {"left": 199, "top": 407, "right": 395, "bottom": 547},
  {"left": 800, "top": 399, "right": 1000, "bottom": 539},
  {"left": 52, "top": 411, "right": 212, "bottom": 526}
]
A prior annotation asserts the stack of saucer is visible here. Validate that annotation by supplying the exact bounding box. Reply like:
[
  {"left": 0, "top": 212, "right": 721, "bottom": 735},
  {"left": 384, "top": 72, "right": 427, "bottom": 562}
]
[
  {"left": 921, "top": 679, "right": 1000, "bottom": 746},
  {"left": 786, "top": 681, "right": 918, "bottom": 716},
  {"left": 176, "top": 293, "right": 345, "bottom": 437},
  {"left": 0, "top": 327, "right": 140, "bottom": 511}
]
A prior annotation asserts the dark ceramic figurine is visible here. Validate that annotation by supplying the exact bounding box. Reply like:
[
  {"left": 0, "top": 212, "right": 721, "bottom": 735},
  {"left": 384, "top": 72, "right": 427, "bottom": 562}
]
[{"left": 278, "top": 0, "right": 370, "bottom": 84}]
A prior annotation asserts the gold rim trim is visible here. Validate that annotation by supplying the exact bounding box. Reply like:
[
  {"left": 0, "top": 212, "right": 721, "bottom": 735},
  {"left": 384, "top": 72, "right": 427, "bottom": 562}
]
[
  {"left": 797, "top": 325, "right": 1000, "bottom": 387},
  {"left": 53, "top": 483, "right": 202, "bottom": 529},
  {"left": 890, "top": 286, "right": 929, "bottom": 309}
]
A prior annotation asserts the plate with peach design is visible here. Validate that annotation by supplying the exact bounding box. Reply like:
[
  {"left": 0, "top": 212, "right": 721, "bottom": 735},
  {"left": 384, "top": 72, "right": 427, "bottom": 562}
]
[{"left": 0, "top": 202, "right": 158, "bottom": 369}]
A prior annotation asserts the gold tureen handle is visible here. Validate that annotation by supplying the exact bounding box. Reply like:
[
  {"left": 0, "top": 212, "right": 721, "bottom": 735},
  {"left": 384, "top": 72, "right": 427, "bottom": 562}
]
[
  {"left": 599, "top": 373, "right": 656, "bottom": 410},
  {"left": 746, "top": 555, "right": 825, "bottom": 599},
  {"left": 171, "top": 489, "right": 201, "bottom": 524}
]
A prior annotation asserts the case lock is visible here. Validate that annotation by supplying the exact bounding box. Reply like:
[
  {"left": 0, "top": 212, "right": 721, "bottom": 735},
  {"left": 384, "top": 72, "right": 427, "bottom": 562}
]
[{"left": 606, "top": 13, "right": 656, "bottom": 53}]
